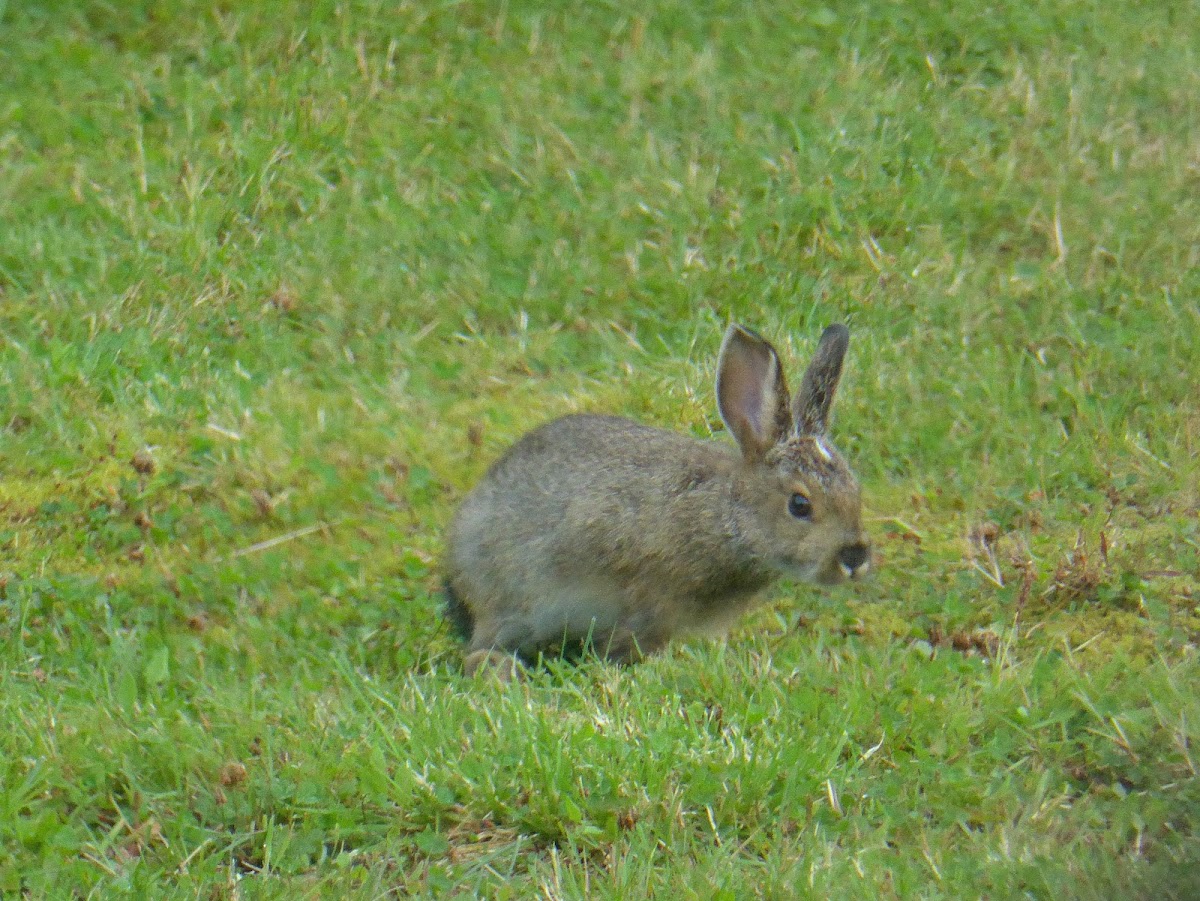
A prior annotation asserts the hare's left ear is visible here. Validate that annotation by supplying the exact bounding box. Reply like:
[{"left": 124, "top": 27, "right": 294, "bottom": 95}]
[
  {"left": 716, "top": 325, "right": 791, "bottom": 461},
  {"left": 793, "top": 324, "right": 849, "bottom": 437}
]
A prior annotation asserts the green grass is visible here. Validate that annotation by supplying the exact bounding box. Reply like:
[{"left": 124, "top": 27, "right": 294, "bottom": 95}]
[{"left": 2, "top": 0, "right": 1198, "bottom": 896}]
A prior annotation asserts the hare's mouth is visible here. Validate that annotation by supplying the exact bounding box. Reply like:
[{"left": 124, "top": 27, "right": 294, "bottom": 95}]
[
  {"left": 775, "top": 559, "right": 823, "bottom": 584},
  {"left": 776, "top": 556, "right": 852, "bottom": 587}
]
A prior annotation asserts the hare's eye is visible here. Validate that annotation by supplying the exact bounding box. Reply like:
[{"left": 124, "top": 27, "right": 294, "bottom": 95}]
[{"left": 788, "top": 493, "right": 813, "bottom": 520}]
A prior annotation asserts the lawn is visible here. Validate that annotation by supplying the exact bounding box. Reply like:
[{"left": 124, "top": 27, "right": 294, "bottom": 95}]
[{"left": 1, "top": 1, "right": 1198, "bottom": 897}]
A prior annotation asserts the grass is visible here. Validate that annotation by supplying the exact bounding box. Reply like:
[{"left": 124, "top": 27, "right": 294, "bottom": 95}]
[{"left": 1, "top": 0, "right": 1198, "bottom": 896}]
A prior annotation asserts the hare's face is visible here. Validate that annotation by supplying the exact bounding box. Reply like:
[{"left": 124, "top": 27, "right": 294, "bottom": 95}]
[{"left": 742, "top": 436, "right": 870, "bottom": 586}]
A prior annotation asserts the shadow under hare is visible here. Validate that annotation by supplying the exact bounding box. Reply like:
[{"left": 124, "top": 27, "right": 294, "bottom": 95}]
[{"left": 445, "top": 322, "right": 870, "bottom": 677}]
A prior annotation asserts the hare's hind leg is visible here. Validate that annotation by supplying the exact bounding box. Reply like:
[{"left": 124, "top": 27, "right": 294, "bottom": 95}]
[
  {"left": 458, "top": 608, "right": 526, "bottom": 681},
  {"left": 463, "top": 649, "right": 523, "bottom": 681}
]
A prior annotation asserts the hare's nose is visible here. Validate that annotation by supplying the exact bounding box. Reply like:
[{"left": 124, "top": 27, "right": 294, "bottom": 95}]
[{"left": 837, "top": 543, "right": 870, "bottom": 578}]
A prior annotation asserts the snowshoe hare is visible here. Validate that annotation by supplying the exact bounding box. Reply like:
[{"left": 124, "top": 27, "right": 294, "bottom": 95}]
[{"left": 445, "top": 322, "right": 870, "bottom": 677}]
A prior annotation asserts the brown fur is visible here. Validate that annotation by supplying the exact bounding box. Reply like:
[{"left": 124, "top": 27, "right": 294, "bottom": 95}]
[{"left": 445, "top": 323, "right": 869, "bottom": 676}]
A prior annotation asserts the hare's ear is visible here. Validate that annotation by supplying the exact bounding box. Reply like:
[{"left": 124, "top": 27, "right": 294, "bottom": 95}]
[
  {"left": 793, "top": 324, "right": 850, "bottom": 437},
  {"left": 716, "top": 325, "right": 791, "bottom": 460}
]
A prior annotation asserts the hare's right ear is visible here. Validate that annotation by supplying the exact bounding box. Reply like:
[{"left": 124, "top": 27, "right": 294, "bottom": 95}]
[
  {"left": 716, "top": 325, "right": 791, "bottom": 461},
  {"left": 793, "top": 324, "right": 850, "bottom": 437}
]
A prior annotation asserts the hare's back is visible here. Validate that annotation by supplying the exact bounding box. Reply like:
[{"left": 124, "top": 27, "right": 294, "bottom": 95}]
[{"left": 453, "top": 413, "right": 730, "bottom": 548}]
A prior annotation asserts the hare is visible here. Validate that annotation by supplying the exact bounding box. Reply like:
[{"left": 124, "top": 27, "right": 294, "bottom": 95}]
[{"left": 444, "top": 322, "right": 869, "bottom": 677}]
